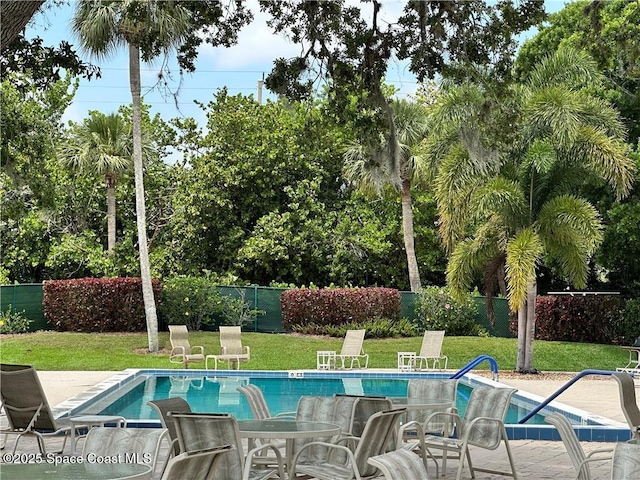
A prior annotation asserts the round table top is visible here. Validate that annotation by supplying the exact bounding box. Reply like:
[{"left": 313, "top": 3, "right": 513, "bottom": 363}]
[
  {"left": 0, "top": 462, "right": 151, "bottom": 480},
  {"left": 69, "top": 415, "right": 125, "bottom": 424},
  {"left": 237, "top": 419, "right": 342, "bottom": 439},
  {"left": 389, "top": 397, "right": 453, "bottom": 407}
]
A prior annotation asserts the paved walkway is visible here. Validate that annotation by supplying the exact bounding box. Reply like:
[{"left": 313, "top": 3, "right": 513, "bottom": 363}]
[{"left": 3, "top": 370, "right": 633, "bottom": 479}]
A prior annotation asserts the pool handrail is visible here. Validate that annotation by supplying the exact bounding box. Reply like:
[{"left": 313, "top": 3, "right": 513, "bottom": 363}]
[
  {"left": 449, "top": 355, "right": 499, "bottom": 382},
  {"left": 518, "top": 369, "right": 616, "bottom": 424}
]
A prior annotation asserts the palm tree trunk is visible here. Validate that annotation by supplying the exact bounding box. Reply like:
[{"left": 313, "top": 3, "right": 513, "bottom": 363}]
[
  {"left": 516, "top": 304, "right": 527, "bottom": 372},
  {"left": 401, "top": 179, "right": 421, "bottom": 291},
  {"left": 106, "top": 176, "right": 116, "bottom": 254},
  {"left": 129, "top": 43, "right": 159, "bottom": 352},
  {"left": 523, "top": 280, "right": 537, "bottom": 372}
]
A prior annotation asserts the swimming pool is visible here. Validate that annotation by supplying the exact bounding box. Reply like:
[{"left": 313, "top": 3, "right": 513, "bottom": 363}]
[{"left": 54, "top": 369, "right": 630, "bottom": 442}]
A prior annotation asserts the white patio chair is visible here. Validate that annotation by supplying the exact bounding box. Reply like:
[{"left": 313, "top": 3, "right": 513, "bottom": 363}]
[
  {"left": 334, "top": 329, "right": 369, "bottom": 369},
  {"left": 545, "top": 412, "right": 613, "bottom": 480},
  {"left": 413, "top": 330, "right": 448, "bottom": 370}
]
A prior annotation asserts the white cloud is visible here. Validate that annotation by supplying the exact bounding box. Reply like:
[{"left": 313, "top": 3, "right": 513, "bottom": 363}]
[{"left": 199, "top": 4, "right": 300, "bottom": 71}]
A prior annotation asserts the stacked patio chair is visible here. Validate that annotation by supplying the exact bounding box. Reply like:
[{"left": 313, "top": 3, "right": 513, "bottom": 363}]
[
  {"left": 612, "top": 372, "right": 640, "bottom": 442},
  {"left": 147, "top": 397, "right": 192, "bottom": 457},
  {"left": 545, "top": 412, "right": 613, "bottom": 480}
]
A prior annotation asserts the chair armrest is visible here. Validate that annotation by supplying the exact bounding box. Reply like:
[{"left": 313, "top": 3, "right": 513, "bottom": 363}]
[
  {"left": 576, "top": 449, "right": 614, "bottom": 479},
  {"left": 290, "top": 441, "right": 358, "bottom": 477},
  {"left": 169, "top": 347, "right": 186, "bottom": 363},
  {"left": 274, "top": 411, "right": 296, "bottom": 418},
  {"left": 424, "top": 410, "right": 462, "bottom": 437},
  {"left": 246, "top": 442, "right": 286, "bottom": 480},
  {"left": 244, "top": 346, "right": 250, "bottom": 356},
  {"left": 192, "top": 346, "right": 204, "bottom": 355}
]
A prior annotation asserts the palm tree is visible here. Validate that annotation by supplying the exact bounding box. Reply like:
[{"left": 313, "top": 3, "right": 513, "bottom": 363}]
[
  {"left": 58, "top": 111, "right": 132, "bottom": 254},
  {"left": 429, "top": 48, "right": 635, "bottom": 372},
  {"left": 343, "top": 99, "right": 429, "bottom": 291},
  {"left": 72, "top": 0, "right": 191, "bottom": 352}
]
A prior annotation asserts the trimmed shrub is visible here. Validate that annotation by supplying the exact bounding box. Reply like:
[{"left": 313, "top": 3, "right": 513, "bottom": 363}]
[
  {"left": 281, "top": 287, "right": 401, "bottom": 331},
  {"left": 43, "top": 277, "right": 161, "bottom": 332},
  {"left": 161, "top": 277, "right": 226, "bottom": 330},
  {"left": 514, "top": 295, "right": 624, "bottom": 343},
  {"left": 415, "top": 286, "right": 482, "bottom": 336},
  {"left": 0, "top": 305, "right": 33, "bottom": 334},
  {"left": 292, "top": 317, "right": 418, "bottom": 338},
  {"left": 620, "top": 298, "right": 640, "bottom": 346}
]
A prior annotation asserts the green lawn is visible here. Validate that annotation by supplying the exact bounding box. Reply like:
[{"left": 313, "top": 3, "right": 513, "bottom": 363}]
[{"left": 0, "top": 331, "right": 629, "bottom": 372}]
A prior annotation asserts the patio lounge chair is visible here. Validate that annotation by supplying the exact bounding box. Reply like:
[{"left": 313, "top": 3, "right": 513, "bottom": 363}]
[
  {"left": 169, "top": 325, "right": 205, "bottom": 369},
  {"left": 611, "top": 442, "right": 640, "bottom": 479},
  {"left": 413, "top": 330, "right": 448, "bottom": 371},
  {"left": 368, "top": 449, "right": 431, "bottom": 480},
  {"left": 147, "top": 397, "right": 193, "bottom": 457},
  {"left": 545, "top": 412, "right": 613, "bottom": 480},
  {"left": 161, "top": 444, "right": 233, "bottom": 480},
  {"left": 612, "top": 372, "right": 640, "bottom": 442},
  {"left": 206, "top": 326, "right": 251, "bottom": 370},
  {"left": 335, "top": 329, "right": 369, "bottom": 369},
  {"left": 419, "top": 386, "right": 518, "bottom": 480},
  {"left": 0, "top": 363, "right": 85, "bottom": 454},
  {"left": 170, "top": 412, "right": 285, "bottom": 480},
  {"left": 289, "top": 408, "right": 406, "bottom": 480},
  {"left": 82, "top": 426, "right": 170, "bottom": 478}
]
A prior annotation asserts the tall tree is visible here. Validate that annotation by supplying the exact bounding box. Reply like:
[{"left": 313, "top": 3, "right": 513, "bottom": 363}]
[
  {"left": 259, "top": 0, "right": 546, "bottom": 181},
  {"left": 429, "top": 48, "right": 635, "bottom": 372},
  {"left": 58, "top": 111, "right": 136, "bottom": 254},
  {"left": 71, "top": 0, "right": 251, "bottom": 351},
  {"left": 0, "top": 0, "right": 45, "bottom": 50},
  {"left": 343, "top": 99, "right": 429, "bottom": 291}
]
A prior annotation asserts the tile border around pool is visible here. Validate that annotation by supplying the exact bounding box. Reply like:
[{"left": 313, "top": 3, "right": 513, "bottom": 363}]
[{"left": 53, "top": 368, "right": 632, "bottom": 442}]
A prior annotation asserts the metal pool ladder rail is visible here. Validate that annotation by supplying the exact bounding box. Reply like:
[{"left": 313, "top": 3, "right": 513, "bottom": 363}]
[
  {"left": 450, "top": 355, "right": 499, "bottom": 381},
  {"left": 518, "top": 369, "right": 615, "bottom": 423}
]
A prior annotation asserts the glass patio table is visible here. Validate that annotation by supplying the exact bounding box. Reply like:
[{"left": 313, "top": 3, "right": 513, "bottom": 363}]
[{"left": 0, "top": 462, "right": 151, "bottom": 480}]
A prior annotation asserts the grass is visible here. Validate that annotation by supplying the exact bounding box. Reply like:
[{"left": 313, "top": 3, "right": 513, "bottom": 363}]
[{"left": 0, "top": 331, "right": 629, "bottom": 372}]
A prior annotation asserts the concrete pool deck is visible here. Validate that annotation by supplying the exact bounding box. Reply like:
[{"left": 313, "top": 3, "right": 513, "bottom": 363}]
[{"left": 10, "top": 370, "right": 636, "bottom": 479}]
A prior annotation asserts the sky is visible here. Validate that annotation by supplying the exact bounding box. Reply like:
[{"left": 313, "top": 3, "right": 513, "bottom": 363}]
[{"left": 26, "top": 1, "right": 566, "bottom": 128}]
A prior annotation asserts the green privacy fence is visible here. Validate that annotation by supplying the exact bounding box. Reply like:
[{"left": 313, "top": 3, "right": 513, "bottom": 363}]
[
  {"left": 0, "top": 284, "right": 48, "bottom": 331},
  {"left": 0, "top": 283, "right": 513, "bottom": 337}
]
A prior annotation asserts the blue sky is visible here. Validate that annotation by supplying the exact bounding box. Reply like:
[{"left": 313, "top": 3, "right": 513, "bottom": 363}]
[{"left": 26, "top": 1, "right": 565, "bottom": 128}]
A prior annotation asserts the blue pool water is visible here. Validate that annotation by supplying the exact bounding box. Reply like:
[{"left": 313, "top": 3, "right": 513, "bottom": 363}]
[
  {"left": 66, "top": 369, "right": 630, "bottom": 442},
  {"left": 96, "top": 375, "right": 544, "bottom": 425}
]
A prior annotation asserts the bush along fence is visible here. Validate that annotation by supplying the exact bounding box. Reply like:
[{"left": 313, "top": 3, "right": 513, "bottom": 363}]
[{"left": 8, "top": 280, "right": 635, "bottom": 342}]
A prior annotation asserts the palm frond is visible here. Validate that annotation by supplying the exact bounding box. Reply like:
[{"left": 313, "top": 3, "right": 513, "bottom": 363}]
[
  {"left": 446, "top": 238, "right": 492, "bottom": 303},
  {"left": 428, "top": 83, "right": 485, "bottom": 136},
  {"left": 573, "top": 126, "right": 635, "bottom": 200},
  {"left": 523, "top": 139, "right": 556, "bottom": 175},
  {"left": 536, "top": 196, "right": 604, "bottom": 287},
  {"left": 469, "top": 177, "right": 528, "bottom": 229},
  {"left": 505, "top": 228, "right": 543, "bottom": 311},
  {"left": 435, "top": 147, "right": 483, "bottom": 251},
  {"left": 527, "top": 46, "right": 601, "bottom": 91},
  {"left": 72, "top": 1, "right": 124, "bottom": 59},
  {"left": 524, "top": 87, "right": 586, "bottom": 146}
]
